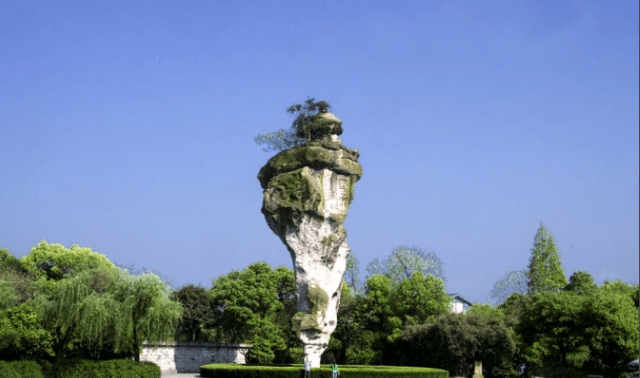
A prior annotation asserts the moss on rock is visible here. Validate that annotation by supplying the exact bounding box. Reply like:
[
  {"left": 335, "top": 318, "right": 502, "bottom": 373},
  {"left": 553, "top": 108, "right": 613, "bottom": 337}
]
[
  {"left": 262, "top": 167, "right": 326, "bottom": 229},
  {"left": 292, "top": 284, "right": 330, "bottom": 335},
  {"left": 258, "top": 145, "right": 362, "bottom": 189}
]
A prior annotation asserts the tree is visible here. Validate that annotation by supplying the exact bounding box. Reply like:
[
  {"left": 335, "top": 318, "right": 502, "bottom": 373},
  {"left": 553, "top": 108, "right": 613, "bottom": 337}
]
[
  {"left": 343, "top": 253, "right": 362, "bottom": 296},
  {"left": 113, "top": 269, "right": 183, "bottom": 362},
  {"left": 21, "top": 241, "right": 117, "bottom": 282},
  {"left": 343, "top": 274, "right": 395, "bottom": 365},
  {"left": 466, "top": 302, "right": 505, "bottom": 320},
  {"left": 564, "top": 271, "right": 597, "bottom": 295},
  {"left": 254, "top": 98, "right": 332, "bottom": 153},
  {"left": 517, "top": 282, "right": 639, "bottom": 378},
  {"left": 399, "top": 313, "right": 517, "bottom": 378},
  {"left": 392, "top": 272, "right": 450, "bottom": 325},
  {"left": 286, "top": 98, "right": 333, "bottom": 142},
  {"left": 253, "top": 129, "right": 301, "bottom": 153},
  {"left": 171, "top": 285, "right": 217, "bottom": 342},
  {"left": 527, "top": 223, "right": 566, "bottom": 295},
  {"left": 39, "top": 268, "right": 124, "bottom": 376},
  {"left": 1, "top": 248, "right": 37, "bottom": 307},
  {"left": 0, "top": 300, "right": 52, "bottom": 360},
  {"left": 490, "top": 269, "right": 528, "bottom": 305},
  {"left": 366, "top": 245, "right": 445, "bottom": 284},
  {"left": 208, "top": 263, "right": 298, "bottom": 364},
  {"left": 518, "top": 291, "right": 591, "bottom": 371},
  {"left": 583, "top": 281, "right": 640, "bottom": 377}
]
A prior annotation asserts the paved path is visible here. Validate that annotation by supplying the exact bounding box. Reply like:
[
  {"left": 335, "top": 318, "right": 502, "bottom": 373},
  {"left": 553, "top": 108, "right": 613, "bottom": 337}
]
[{"left": 161, "top": 373, "right": 202, "bottom": 378}]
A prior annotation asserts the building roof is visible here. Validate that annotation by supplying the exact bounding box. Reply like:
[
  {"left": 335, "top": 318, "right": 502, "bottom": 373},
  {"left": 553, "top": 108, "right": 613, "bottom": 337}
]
[{"left": 448, "top": 293, "right": 473, "bottom": 306}]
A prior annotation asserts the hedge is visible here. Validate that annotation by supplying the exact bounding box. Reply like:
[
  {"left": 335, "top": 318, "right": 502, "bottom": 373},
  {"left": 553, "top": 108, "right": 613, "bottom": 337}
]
[
  {"left": 0, "top": 359, "right": 160, "bottom": 378},
  {"left": 0, "top": 360, "right": 47, "bottom": 378},
  {"left": 200, "top": 364, "right": 449, "bottom": 378}
]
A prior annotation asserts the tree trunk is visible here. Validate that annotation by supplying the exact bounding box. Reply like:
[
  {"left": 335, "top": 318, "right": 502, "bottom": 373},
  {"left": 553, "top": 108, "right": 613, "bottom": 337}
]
[{"left": 133, "top": 315, "right": 140, "bottom": 362}]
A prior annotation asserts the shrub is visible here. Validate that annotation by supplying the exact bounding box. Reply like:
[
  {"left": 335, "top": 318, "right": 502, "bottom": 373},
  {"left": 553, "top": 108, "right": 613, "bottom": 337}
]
[
  {"left": 398, "top": 313, "right": 516, "bottom": 378},
  {"left": 200, "top": 364, "right": 448, "bottom": 378},
  {"left": 54, "top": 359, "right": 160, "bottom": 378},
  {"left": 0, "top": 360, "right": 47, "bottom": 378}
]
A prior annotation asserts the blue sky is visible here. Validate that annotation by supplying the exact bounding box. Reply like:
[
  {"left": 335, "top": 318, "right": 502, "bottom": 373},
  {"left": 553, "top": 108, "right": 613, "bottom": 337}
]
[{"left": 1, "top": 1, "right": 638, "bottom": 303}]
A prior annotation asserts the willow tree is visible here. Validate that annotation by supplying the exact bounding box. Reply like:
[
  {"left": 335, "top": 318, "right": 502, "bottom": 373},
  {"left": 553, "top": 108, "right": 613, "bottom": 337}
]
[
  {"left": 527, "top": 223, "right": 567, "bottom": 294},
  {"left": 114, "top": 270, "right": 183, "bottom": 362},
  {"left": 39, "top": 268, "right": 124, "bottom": 376}
]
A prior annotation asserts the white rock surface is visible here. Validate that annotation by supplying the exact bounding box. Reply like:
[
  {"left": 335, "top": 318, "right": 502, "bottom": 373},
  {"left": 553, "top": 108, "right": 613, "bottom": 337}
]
[{"left": 284, "top": 170, "right": 352, "bottom": 367}]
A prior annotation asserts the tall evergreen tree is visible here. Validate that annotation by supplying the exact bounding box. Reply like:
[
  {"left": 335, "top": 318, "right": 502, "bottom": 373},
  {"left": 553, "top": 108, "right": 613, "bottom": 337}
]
[{"left": 527, "top": 222, "right": 567, "bottom": 294}]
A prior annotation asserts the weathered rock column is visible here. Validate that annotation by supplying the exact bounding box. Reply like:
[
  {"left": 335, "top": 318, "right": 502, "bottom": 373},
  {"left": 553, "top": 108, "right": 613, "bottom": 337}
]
[{"left": 258, "top": 111, "right": 362, "bottom": 367}]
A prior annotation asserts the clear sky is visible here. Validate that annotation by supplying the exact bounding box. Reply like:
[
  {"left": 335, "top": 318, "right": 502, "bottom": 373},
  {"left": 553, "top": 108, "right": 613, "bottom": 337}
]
[{"left": 1, "top": 1, "right": 638, "bottom": 303}]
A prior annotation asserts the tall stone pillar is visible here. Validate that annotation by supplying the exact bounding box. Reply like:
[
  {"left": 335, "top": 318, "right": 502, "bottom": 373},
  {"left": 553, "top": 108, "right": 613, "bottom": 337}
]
[{"left": 258, "top": 111, "right": 362, "bottom": 367}]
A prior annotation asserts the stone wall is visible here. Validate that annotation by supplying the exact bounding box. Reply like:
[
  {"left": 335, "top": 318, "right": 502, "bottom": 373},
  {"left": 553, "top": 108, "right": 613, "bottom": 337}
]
[{"left": 140, "top": 341, "right": 252, "bottom": 373}]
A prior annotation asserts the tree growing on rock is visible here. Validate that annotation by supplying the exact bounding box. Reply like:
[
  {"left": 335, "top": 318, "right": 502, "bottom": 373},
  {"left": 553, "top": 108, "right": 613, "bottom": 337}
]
[{"left": 254, "top": 98, "right": 333, "bottom": 152}]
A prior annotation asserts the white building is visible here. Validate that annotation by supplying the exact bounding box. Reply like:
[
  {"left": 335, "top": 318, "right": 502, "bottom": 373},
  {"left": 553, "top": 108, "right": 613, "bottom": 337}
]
[{"left": 448, "top": 293, "right": 473, "bottom": 314}]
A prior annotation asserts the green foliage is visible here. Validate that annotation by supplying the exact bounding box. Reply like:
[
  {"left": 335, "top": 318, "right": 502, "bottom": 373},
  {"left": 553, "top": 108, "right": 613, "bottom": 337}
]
[
  {"left": 0, "top": 360, "right": 48, "bottom": 378},
  {"left": 1, "top": 242, "right": 183, "bottom": 368},
  {"left": 209, "top": 263, "right": 298, "bottom": 364},
  {"left": 393, "top": 272, "right": 450, "bottom": 325},
  {"left": 399, "top": 313, "right": 516, "bottom": 378},
  {"left": 467, "top": 303, "right": 505, "bottom": 320},
  {"left": 113, "top": 269, "right": 183, "bottom": 362},
  {"left": 565, "top": 271, "right": 598, "bottom": 295},
  {"left": 287, "top": 98, "right": 337, "bottom": 142},
  {"left": 518, "top": 291, "right": 590, "bottom": 369},
  {"left": 332, "top": 272, "right": 448, "bottom": 366},
  {"left": 171, "top": 284, "right": 217, "bottom": 342},
  {"left": 254, "top": 98, "right": 334, "bottom": 153},
  {"left": 0, "top": 248, "right": 35, "bottom": 309},
  {"left": 333, "top": 275, "right": 395, "bottom": 365},
  {"left": 0, "top": 279, "right": 18, "bottom": 311},
  {"left": 52, "top": 359, "right": 160, "bottom": 378},
  {"left": 200, "top": 364, "right": 449, "bottom": 378},
  {"left": 39, "top": 268, "right": 125, "bottom": 362},
  {"left": 246, "top": 335, "right": 277, "bottom": 364},
  {"left": 582, "top": 281, "right": 640, "bottom": 377},
  {"left": 366, "top": 246, "right": 445, "bottom": 284},
  {"left": 517, "top": 282, "right": 639, "bottom": 378},
  {"left": 21, "top": 241, "right": 116, "bottom": 282},
  {"left": 345, "top": 330, "right": 383, "bottom": 365},
  {"left": 527, "top": 223, "right": 567, "bottom": 294},
  {"left": 0, "top": 248, "right": 21, "bottom": 270},
  {"left": 0, "top": 301, "right": 52, "bottom": 360}
]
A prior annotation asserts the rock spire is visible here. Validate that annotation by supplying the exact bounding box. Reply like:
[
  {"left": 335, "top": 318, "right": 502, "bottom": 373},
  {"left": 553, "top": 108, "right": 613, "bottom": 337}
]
[{"left": 258, "top": 111, "right": 362, "bottom": 367}]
